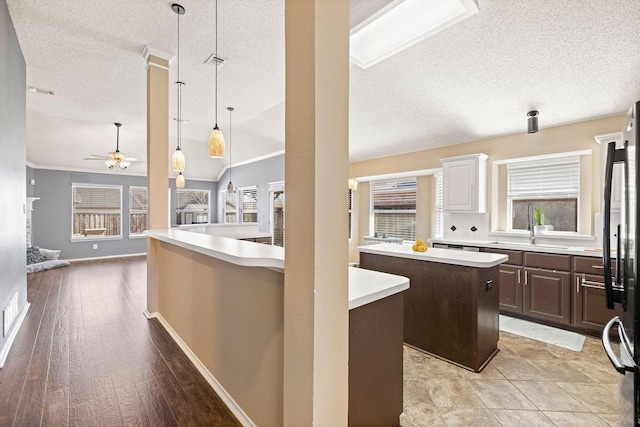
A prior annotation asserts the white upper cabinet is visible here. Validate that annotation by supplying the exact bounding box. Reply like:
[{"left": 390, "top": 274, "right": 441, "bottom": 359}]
[{"left": 441, "top": 153, "right": 488, "bottom": 213}]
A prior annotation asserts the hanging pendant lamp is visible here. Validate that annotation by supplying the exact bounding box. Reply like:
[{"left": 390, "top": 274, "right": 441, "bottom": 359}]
[
  {"left": 208, "top": 0, "right": 225, "bottom": 158},
  {"left": 226, "top": 107, "right": 234, "bottom": 192},
  {"left": 171, "top": 4, "right": 186, "bottom": 175},
  {"left": 176, "top": 171, "right": 185, "bottom": 188}
]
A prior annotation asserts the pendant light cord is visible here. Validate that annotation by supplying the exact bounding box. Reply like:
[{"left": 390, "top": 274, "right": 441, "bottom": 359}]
[
  {"left": 176, "top": 8, "right": 182, "bottom": 150},
  {"left": 214, "top": 0, "right": 218, "bottom": 127}
]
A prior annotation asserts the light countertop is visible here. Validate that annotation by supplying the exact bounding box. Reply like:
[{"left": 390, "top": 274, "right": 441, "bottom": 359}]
[
  {"left": 146, "top": 229, "right": 409, "bottom": 310},
  {"left": 358, "top": 243, "right": 508, "bottom": 268}
]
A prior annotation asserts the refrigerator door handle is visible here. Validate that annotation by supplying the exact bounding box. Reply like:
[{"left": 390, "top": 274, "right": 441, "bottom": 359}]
[
  {"left": 603, "top": 141, "right": 616, "bottom": 309},
  {"left": 602, "top": 316, "right": 634, "bottom": 374}
]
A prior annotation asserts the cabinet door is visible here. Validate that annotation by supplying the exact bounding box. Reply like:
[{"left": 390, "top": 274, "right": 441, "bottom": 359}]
[
  {"left": 573, "top": 273, "right": 620, "bottom": 332},
  {"left": 443, "top": 160, "right": 476, "bottom": 212},
  {"left": 523, "top": 268, "right": 571, "bottom": 325},
  {"left": 499, "top": 265, "right": 522, "bottom": 314}
]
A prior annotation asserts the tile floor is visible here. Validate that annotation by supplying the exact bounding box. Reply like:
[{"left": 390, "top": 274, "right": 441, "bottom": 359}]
[{"left": 401, "top": 331, "right": 623, "bottom": 426}]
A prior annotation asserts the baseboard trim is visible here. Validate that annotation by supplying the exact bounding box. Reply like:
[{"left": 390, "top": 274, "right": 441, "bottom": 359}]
[
  {"left": 0, "top": 302, "right": 31, "bottom": 369},
  {"left": 151, "top": 313, "right": 256, "bottom": 427},
  {"left": 65, "top": 253, "right": 147, "bottom": 262}
]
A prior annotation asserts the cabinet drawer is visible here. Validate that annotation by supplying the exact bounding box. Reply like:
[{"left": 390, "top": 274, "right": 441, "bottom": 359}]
[
  {"left": 524, "top": 252, "right": 570, "bottom": 271},
  {"left": 573, "top": 256, "right": 616, "bottom": 275},
  {"left": 483, "top": 248, "right": 522, "bottom": 265}
]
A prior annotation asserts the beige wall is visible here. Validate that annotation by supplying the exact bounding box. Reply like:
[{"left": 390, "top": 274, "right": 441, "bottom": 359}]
[
  {"left": 155, "top": 241, "right": 285, "bottom": 426},
  {"left": 349, "top": 115, "right": 625, "bottom": 259}
]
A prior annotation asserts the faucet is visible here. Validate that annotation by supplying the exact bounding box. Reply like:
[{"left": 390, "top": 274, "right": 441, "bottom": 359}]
[{"left": 527, "top": 203, "right": 535, "bottom": 244}]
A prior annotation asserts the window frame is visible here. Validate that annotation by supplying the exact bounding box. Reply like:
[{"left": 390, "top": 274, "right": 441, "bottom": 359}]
[
  {"left": 223, "top": 189, "right": 238, "bottom": 224},
  {"left": 175, "top": 188, "right": 211, "bottom": 225},
  {"left": 238, "top": 185, "right": 258, "bottom": 224},
  {"left": 506, "top": 155, "right": 581, "bottom": 232},
  {"left": 128, "top": 186, "right": 148, "bottom": 238},
  {"left": 370, "top": 178, "right": 417, "bottom": 241},
  {"left": 71, "top": 183, "right": 123, "bottom": 242}
]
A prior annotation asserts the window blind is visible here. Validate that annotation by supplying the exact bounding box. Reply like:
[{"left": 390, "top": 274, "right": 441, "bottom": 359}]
[
  {"left": 507, "top": 157, "right": 580, "bottom": 199},
  {"left": 371, "top": 179, "right": 416, "bottom": 240},
  {"left": 176, "top": 189, "right": 210, "bottom": 225},
  {"left": 240, "top": 187, "right": 258, "bottom": 223},
  {"left": 72, "top": 184, "right": 122, "bottom": 239},
  {"left": 434, "top": 172, "right": 444, "bottom": 238},
  {"left": 225, "top": 190, "right": 237, "bottom": 223},
  {"left": 348, "top": 188, "right": 353, "bottom": 240},
  {"left": 129, "top": 186, "right": 148, "bottom": 235}
]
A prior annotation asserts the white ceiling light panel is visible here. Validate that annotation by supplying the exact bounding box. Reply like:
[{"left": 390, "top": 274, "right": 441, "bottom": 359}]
[{"left": 350, "top": 0, "right": 479, "bottom": 69}]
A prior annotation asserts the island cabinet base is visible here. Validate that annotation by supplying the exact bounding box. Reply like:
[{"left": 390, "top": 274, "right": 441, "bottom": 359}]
[
  {"left": 360, "top": 253, "right": 500, "bottom": 372},
  {"left": 349, "top": 292, "right": 404, "bottom": 427}
]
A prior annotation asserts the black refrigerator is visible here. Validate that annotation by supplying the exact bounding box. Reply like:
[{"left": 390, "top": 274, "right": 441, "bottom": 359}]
[{"left": 602, "top": 100, "right": 639, "bottom": 427}]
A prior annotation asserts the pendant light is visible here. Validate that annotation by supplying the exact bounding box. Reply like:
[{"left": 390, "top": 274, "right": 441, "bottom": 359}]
[
  {"left": 208, "top": 0, "right": 225, "bottom": 158},
  {"left": 226, "top": 106, "right": 235, "bottom": 192},
  {"left": 171, "top": 4, "right": 186, "bottom": 175},
  {"left": 176, "top": 171, "right": 185, "bottom": 188}
]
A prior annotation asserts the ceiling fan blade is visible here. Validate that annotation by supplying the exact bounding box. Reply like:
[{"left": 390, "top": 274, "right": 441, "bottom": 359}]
[{"left": 84, "top": 155, "right": 110, "bottom": 160}]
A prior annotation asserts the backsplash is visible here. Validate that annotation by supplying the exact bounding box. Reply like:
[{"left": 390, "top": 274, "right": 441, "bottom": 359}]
[{"left": 443, "top": 213, "right": 490, "bottom": 241}]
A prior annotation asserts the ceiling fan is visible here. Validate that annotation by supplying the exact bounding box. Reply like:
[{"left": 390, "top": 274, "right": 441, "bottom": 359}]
[{"left": 84, "top": 123, "right": 142, "bottom": 170}]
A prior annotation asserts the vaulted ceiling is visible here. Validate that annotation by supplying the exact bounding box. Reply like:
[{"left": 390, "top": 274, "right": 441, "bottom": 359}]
[{"left": 7, "top": 0, "right": 640, "bottom": 180}]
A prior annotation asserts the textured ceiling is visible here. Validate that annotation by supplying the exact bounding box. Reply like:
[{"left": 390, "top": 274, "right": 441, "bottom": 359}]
[{"left": 7, "top": 0, "right": 640, "bottom": 181}]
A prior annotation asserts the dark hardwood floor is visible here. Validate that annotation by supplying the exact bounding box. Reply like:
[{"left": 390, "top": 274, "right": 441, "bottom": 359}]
[{"left": 0, "top": 256, "right": 241, "bottom": 426}]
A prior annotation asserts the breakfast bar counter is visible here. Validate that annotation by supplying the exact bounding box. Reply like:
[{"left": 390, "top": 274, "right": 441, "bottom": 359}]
[
  {"left": 146, "top": 229, "right": 409, "bottom": 426},
  {"left": 358, "top": 243, "right": 508, "bottom": 372}
]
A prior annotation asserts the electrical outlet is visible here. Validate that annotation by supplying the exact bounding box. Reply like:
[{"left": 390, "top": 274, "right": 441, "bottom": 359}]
[{"left": 93, "top": 244, "right": 98, "bottom": 250}]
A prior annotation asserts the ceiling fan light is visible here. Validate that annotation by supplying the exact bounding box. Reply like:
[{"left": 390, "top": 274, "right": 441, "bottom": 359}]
[
  {"left": 172, "top": 148, "right": 185, "bottom": 171},
  {"left": 120, "top": 160, "right": 131, "bottom": 169},
  {"left": 105, "top": 159, "right": 117, "bottom": 168},
  {"left": 208, "top": 126, "right": 225, "bottom": 158},
  {"left": 176, "top": 172, "right": 185, "bottom": 188}
]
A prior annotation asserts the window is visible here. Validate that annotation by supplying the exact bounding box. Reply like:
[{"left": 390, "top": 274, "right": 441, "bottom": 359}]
[
  {"left": 224, "top": 190, "right": 237, "bottom": 223},
  {"left": 176, "top": 189, "right": 210, "bottom": 225},
  {"left": 129, "top": 186, "right": 148, "bottom": 236},
  {"left": 434, "top": 172, "right": 444, "bottom": 238},
  {"left": 507, "top": 157, "right": 580, "bottom": 232},
  {"left": 371, "top": 179, "right": 417, "bottom": 240},
  {"left": 72, "top": 184, "right": 122, "bottom": 239},
  {"left": 239, "top": 186, "right": 258, "bottom": 223}
]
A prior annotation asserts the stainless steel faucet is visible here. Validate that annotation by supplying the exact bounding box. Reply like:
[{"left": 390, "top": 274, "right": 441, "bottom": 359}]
[{"left": 527, "top": 203, "right": 536, "bottom": 244}]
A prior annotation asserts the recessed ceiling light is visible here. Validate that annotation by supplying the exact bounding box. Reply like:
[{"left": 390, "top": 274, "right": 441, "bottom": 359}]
[
  {"left": 26, "top": 86, "right": 55, "bottom": 95},
  {"left": 350, "top": 0, "right": 479, "bottom": 69}
]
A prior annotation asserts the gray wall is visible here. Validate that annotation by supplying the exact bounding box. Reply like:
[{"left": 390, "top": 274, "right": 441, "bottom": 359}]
[
  {"left": 31, "top": 169, "right": 149, "bottom": 260},
  {"left": 216, "top": 154, "right": 284, "bottom": 232},
  {"left": 0, "top": 0, "right": 27, "bottom": 352},
  {"left": 29, "top": 169, "right": 218, "bottom": 259}
]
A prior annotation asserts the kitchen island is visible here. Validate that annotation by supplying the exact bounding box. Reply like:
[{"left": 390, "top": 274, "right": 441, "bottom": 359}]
[
  {"left": 146, "top": 229, "right": 409, "bottom": 427},
  {"left": 358, "top": 244, "right": 507, "bottom": 372}
]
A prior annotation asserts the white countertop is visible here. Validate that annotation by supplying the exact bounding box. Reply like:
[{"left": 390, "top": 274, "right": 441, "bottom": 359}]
[
  {"left": 146, "top": 229, "right": 285, "bottom": 270},
  {"left": 348, "top": 267, "right": 409, "bottom": 310},
  {"left": 359, "top": 243, "right": 508, "bottom": 268},
  {"left": 146, "top": 229, "right": 409, "bottom": 310},
  {"left": 429, "top": 238, "right": 607, "bottom": 258}
]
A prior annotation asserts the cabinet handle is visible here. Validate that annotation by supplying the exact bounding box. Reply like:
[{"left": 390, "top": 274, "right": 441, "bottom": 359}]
[
  {"left": 517, "top": 269, "right": 521, "bottom": 284},
  {"left": 524, "top": 270, "right": 528, "bottom": 285},
  {"left": 576, "top": 275, "right": 581, "bottom": 293},
  {"left": 591, "top": 265, "right": 605, "bottom": 270}
]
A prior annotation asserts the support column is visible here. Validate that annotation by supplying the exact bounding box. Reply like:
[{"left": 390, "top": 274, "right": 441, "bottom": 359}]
[
  {"left": 143, "top": 47, "right": 171, "bottom": 315},
  {"left": 284, "top": 1, "right": 350, "bottom": 425}
]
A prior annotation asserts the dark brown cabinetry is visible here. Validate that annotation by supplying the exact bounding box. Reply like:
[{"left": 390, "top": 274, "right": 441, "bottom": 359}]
[
  {"left": 490, "top": 249, "right": 524, "bottom": 315},
  {"left": 239, "top": 236, "right": 272, "bottom": 244},
  {"left": 523, "top": 267, "right": 571, "bottom": 324},
  {"left": 360, "top": 252, "right": 500, "bottom": 372},
  {"left": 572, "top": 256, "right": 619, "bottom": 333}
]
